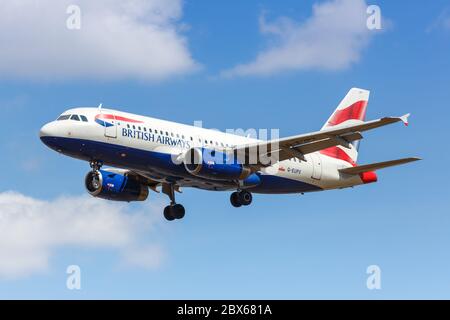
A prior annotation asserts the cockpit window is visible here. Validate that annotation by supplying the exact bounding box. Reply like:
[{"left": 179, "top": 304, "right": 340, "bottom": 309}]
[
  {"left": 80, "top": 115, "right": 88, "bottom": 122},
  {"left": 70, "top": 114, "right": 80, "bottom": 121},
  {"left": 57, "top": 115, "right": 71, "bottom": 121}
]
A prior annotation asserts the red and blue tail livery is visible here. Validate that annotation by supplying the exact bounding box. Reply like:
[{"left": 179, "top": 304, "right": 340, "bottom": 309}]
[{"left": 40, "top": 88, "right": 420, "bottom": 221}]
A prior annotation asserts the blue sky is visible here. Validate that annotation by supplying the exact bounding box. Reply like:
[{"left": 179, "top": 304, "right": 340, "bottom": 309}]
[{"left": 0, "top": 0, "right": 449, "bottom": 299}]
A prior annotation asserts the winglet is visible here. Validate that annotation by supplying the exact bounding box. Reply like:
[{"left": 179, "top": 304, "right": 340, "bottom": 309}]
[{"left": 400, "top": 113, "right": 410, "bottom": 126}]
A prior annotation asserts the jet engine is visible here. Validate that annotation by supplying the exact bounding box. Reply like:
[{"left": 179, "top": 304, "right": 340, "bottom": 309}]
[
  {"left": 183, "top": 147, "right": 252, "bottom": 181},
  {"left": 85, "top": 169, "right": 149, "bottom": 202}
]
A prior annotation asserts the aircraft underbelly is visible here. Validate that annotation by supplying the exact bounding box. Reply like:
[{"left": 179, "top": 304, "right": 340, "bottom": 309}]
[{"left": 42, "top": 136, "right": 322, "bottom": 194}]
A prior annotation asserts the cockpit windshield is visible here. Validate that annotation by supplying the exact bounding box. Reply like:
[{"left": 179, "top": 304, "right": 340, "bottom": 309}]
[
  {"left": 57, "top": 115, "right": 70, "bottom": 121},
  {"left": 57, "top": 114, "right": 88, "bottom": 122}
]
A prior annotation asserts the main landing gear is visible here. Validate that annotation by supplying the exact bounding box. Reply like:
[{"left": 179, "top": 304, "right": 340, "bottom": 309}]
[
  {"left": 230, "top": 190, "right": 253, "bottom": 207},
  {"left": 162, "top": 183, "right": 185, "bottom": 221},
  {"left": 163, "top": 204, "right": 185, "bottom": 221}
]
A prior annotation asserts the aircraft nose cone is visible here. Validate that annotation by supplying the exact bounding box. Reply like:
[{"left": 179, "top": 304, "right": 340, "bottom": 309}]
[
  {"left": 39, "top": 122, "right": 55, "bottom": 138},
  {"left": 39, "top": 122, "right": 61, "bottom": 150}
]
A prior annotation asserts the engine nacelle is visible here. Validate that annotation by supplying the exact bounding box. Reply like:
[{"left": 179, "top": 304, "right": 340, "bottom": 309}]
[
  {"left": 183, "top": 147, "right": 252, "bottom": 181},
  {"left": 85, "top": 170, "right": 149, "bottom": 202}
]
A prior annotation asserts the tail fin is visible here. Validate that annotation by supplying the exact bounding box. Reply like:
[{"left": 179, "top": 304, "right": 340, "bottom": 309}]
[{"left": 320, "top": 88, "right": 370, "bottom": 165}]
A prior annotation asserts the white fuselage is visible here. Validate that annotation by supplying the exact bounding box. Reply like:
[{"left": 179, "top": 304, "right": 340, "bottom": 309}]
[{"left": 39, "top": 107, "right": 365, "bottom": 194}]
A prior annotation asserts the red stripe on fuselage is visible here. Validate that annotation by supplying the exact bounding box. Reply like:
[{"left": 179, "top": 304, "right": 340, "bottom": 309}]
[
  {"left": 95, "top": 114, "right": 144, "bottom": 123},
  {"left": 327, "top": 100, "right": 367, "bottom": 126},
  {"left": 320, "top": 147, "right": 378, "bottom": 184}
]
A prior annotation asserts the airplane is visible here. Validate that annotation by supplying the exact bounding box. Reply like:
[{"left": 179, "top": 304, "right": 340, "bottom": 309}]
[{"left": 39, "top": 88, "right": 420, "bottom": 221}]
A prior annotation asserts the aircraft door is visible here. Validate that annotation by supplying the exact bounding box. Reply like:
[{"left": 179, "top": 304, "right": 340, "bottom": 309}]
[
  {"left": 310, "top": 153, "right": 322, "bottom": 180},
  {"left": 104, "top": 114, "right": 117, "bottom": 138}
]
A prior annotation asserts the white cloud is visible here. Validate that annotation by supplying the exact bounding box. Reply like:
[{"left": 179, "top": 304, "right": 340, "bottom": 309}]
[
  {"left": 0, "top": 0, "right": 198, "bottom": 81},
  {"left": 427, "top": 7, "right": 450, "bottom": 32},
  {"left": 221, "top": 0, "right": 374, "bottom": 77},
  {"left": 0, "top": 191, "right": 166, "bottom": 279}
]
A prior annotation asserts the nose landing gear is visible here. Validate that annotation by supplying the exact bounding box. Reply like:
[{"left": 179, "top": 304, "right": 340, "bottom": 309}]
[
  {"left": 89, "top": 160, "right": 103, "bottom": 172},
  {"left": 230, "top": 190, "right": 253, "bottom": 207},
  {"left": 87, "top": 160, "right": 103, "bottom": 190}
]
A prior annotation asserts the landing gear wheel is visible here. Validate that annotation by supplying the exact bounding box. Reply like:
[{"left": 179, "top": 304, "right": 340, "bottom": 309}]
[
  {"left": 230, "top": 191, "right": 253, "bottom": 207},
  {"left": 162, "top": 183, "right": 185, "bottom": 221},
  {"left": 163, "top": 204, "right": 185, "bottom": 221},
  {"left": 238, "top": 190, "right": 252, "bottom": 206},
  {"left": 172, "top": 204, "right": 185, "bottom": 219},
  {"left": 230, "top": 192, "right": 242, "bottom": 207},
  {"left": 163, "top": 206, "right": 175, "bottom": 221}
]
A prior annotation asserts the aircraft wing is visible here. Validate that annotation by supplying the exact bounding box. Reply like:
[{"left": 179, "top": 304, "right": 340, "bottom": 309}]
[{"left": 233, "top": 114, "right": 410, "bottom": 169}]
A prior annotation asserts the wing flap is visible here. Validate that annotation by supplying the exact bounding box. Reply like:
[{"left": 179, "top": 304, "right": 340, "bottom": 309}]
[{"left": 339, "top": 157, "right": 421, "bottom": 175}]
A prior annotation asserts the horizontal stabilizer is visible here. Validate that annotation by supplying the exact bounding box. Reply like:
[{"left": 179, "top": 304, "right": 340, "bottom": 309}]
[{"left": 339, "top": 157, "right": 421, "bottom": 175}]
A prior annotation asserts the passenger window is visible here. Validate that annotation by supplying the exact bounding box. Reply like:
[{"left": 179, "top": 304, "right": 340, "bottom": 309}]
[
  {"left": 127, "top": 124, "right": 130, "bottom": 128},
  {"left": 80, "top": 115, "right": 88, "bottom": 122},
  {"left": 57, "top": 115, "right": 70, "bottom": 121},
  {"left": 149, "top": 128, "right": 152, "bottom": 133},
  {"left": 144, "top": 127, "right": 147, "bottom": 132},
  {"left": 70, "top": 114, "right": 80, "bottom": 121},
  {"left": 133, "top": 125, "right": 136, "bottom": 129},
  {"left": 138, "top": 126, "right": 141, "bottom": 130}
]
